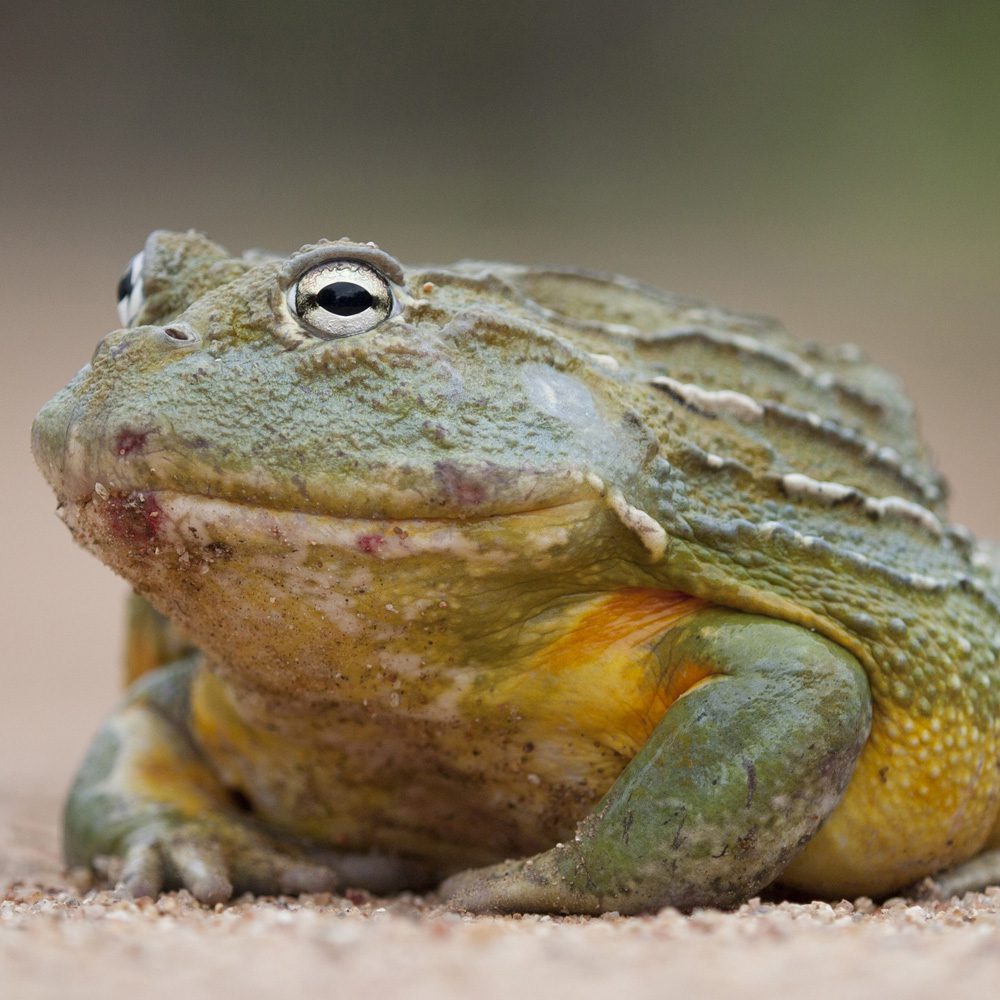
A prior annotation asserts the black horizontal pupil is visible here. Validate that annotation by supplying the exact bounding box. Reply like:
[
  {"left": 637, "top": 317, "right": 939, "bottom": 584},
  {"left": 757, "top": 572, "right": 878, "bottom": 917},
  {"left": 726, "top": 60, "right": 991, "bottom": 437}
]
[
  {"left": 117, "top": 270, "right": 132, "bottom": 303},
  {"left": 315, "top": 282, "right": 373, "bottom": 316}
]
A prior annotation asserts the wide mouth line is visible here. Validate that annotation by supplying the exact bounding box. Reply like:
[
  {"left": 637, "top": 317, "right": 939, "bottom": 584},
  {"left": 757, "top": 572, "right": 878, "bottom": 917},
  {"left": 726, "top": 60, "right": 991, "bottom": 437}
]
[{"left": 80, "top": 486, "right": 598, "bottom": 526}]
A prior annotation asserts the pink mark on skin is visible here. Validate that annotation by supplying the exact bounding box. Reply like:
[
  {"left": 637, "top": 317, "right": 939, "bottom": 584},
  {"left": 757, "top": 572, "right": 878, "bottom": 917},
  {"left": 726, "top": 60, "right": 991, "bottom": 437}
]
[
  {"left": 115, "top": 428, "right": 150, "bottom": 457},
  {"left": 104, "top": 490, "right": 164, "bottom": 548},
  {"left": 356, "top": 534, "right": 385, "bottom": 554},
  {"left": 435, "top": 461, "right": 489, "bottom": 506}
]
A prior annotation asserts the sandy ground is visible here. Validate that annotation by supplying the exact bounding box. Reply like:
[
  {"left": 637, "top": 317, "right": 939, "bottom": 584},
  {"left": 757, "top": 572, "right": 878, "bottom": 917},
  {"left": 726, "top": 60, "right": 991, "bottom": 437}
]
[{"left": 3, "top": 792, "right": 1000, "bottom": 1000}]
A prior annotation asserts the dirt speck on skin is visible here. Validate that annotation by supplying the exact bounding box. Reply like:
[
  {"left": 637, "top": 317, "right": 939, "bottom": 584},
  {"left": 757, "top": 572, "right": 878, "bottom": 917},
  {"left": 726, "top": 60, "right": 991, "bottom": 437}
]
[{"left": 3, "top": 794, "right": 1000, "bottom": 1000}]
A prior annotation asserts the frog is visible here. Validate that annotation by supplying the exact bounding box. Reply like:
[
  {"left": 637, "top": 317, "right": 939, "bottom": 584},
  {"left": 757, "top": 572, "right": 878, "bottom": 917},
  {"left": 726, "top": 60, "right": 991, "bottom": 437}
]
[{"left": 31, "top": 230, "right": 1000, "bottom": 914}]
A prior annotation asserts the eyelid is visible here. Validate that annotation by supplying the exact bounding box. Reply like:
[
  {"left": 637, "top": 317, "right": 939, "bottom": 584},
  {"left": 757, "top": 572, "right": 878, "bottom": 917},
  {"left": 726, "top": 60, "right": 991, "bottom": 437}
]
[{"left": 281, "top": 242, "right": 405, "bottom": 288}]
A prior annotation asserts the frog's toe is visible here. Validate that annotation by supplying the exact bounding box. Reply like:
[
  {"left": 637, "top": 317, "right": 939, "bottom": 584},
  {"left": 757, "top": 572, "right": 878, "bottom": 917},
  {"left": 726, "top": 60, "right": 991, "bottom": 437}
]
[
  {"left": 114, "top": 829, "right": 233, "bottom": 905},
  {"left": 438, "top": 863, "right": 518, "bottom": 913},
  {"left": 161, "top": 833, "right": 235, "bottom": 904},
  {"left": 439, "top": 855, "right": 584, "bottom": 915},
  {"left": 190, "top": 829, "right": 339, "bottom": 899},
  {"left": 117, "top": 838, "right": 169, "bottom": 901},
  {"left": 113, "top": 819, "right": 339, "bottom": 904}
]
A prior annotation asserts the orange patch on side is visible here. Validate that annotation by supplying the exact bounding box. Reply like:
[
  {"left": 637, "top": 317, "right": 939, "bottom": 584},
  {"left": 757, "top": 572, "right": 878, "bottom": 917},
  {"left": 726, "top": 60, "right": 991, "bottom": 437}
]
[
  {"left": 510, "top": 589, "right": 711, "bottom": 758},
  {"left": 116, "top": 704, "right": 232, "bottom": 818},
  {"left": 190, "top": 670, "right": 268, "bottom": 775},
  {"left": 543, "top": 588, "right": 706, "bottom": 673},
  {"left": 658, "top": 659, "right": 716, "bottom": 710},
  {"left": 189, "top": 669, "right": 308, "bottom": 801},
  {"left": 132, "top": 749, "right": 229, "bottom": 817}
]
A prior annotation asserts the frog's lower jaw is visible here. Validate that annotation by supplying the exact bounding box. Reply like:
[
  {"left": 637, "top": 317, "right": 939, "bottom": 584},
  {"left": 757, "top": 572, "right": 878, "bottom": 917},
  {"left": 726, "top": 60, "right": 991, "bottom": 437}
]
[
  {"left": 56, "top": 488, "right": 642, "bottom": 706},
  {"left": 64, "top": 609, "right": 872, "bottom": 913}
]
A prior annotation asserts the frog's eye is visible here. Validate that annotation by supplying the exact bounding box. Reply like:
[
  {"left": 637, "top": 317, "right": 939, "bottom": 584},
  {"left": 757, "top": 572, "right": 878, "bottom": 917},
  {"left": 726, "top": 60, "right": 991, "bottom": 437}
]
[
  {"left": 288, "top": 260, "right": 394, "bottom": 339},
  {"left": 116, "top": 251, "right": 145, "bottom": 327}
]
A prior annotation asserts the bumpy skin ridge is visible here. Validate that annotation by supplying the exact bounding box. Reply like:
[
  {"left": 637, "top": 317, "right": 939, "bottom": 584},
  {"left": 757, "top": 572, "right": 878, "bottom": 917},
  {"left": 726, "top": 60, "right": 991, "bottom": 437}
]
[{"left": 33, "top": 231, "right": 1000, "bottom": 910}]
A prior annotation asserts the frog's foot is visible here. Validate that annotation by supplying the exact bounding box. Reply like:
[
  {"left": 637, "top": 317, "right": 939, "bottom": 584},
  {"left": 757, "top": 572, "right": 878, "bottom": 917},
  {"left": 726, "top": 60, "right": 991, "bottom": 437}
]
[
  {"left": 910, "top": 848, "right": 1000, "bottom": 901},
  {"left": 441, "top": 610, "right": 872, "bottom": 915},
  {"left": 65, "top": 658, "right": 342, "bottom": 905},
  {"left": 112, "top": 814, "right": 340, "bottom": 905},
  {"left": 440, "top": 851, "right": 597, "bottom": 914}
]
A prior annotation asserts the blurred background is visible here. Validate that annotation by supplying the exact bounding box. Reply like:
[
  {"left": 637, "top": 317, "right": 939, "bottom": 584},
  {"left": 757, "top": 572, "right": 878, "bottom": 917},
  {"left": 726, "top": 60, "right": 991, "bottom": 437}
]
[{"left": 2, "top": 2, "right": 998, "bottom": 825}]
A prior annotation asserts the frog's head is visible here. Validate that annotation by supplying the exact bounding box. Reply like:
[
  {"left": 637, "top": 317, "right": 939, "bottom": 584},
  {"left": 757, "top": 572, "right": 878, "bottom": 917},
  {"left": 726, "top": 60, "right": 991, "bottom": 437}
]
[{"left": 33, "top": 232, "right": 657, "bottom": 584}]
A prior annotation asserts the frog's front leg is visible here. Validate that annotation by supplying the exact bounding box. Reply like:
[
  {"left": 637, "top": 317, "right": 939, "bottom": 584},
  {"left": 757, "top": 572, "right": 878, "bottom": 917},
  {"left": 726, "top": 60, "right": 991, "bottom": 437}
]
[
  {"left": 64, "top": 657, "right": 341, "bottom": 904},
  {"left": 441, "top": 609, "right": 872, "bottom": 915}
]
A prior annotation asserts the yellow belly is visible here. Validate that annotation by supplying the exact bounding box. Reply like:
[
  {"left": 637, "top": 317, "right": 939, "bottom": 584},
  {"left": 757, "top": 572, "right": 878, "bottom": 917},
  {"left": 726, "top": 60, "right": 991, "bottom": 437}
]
[
  {"left": 188, "top": 587, "right": 708, "bottom": 870},
  {"left": 783, "top": 699, "right": 1000, "bottom": 895}
]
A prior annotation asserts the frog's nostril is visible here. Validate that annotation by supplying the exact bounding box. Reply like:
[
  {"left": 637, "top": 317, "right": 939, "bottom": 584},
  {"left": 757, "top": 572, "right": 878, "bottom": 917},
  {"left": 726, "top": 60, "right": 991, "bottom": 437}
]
[{"left": 162, "top": 324, "right": 200, "bottom": 345}]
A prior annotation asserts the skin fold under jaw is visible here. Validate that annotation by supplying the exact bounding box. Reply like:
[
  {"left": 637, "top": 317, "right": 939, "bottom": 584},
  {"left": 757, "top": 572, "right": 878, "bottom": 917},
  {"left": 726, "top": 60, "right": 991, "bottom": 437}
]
[{"left": 32, "top": 230, "right": 1000, "bottom": 913}]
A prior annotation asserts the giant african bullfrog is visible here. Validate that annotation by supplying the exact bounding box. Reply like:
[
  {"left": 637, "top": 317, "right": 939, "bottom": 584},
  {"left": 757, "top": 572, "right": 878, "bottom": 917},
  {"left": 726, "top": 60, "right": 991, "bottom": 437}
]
[{"left": 30, "top": 230, "right": 1000, "bottom": 913}]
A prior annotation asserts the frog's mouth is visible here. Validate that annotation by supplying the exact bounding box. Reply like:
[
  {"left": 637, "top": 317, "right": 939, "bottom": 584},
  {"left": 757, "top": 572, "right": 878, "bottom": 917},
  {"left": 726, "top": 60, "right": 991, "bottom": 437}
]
[
  {"left": 59, "top": 487, "right": 605, "bottom": 566},
  {"left": 35, "top": 412, "right": 605, "bottom": 524},
  {"left": 54, "top": 490, "right": 615, "bottom": 595},
  {"left": 35, "top": 405, "right": 651, "bottom": 565}
]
